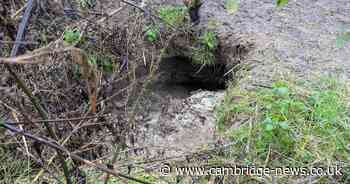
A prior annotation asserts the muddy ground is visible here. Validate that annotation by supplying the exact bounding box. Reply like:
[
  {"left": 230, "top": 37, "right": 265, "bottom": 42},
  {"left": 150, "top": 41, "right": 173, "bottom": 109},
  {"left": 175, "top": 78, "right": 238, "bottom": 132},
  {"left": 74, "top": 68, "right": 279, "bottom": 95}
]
[{"left": 133, "top": 0, "right": 350, "bottom": 159}]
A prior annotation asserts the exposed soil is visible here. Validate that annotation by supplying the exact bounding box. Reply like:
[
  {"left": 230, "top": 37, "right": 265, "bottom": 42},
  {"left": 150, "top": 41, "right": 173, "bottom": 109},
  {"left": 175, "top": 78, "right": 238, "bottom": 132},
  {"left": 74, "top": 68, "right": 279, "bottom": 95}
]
[
  {"left": 128, "top": 0, "right": 350, "bottom": 160},
  {"left": 1, "top": 0, "right": 350, "bottom": 182},
  {"left": 198, "top": 0, "right": 350, "bottom": 86}
]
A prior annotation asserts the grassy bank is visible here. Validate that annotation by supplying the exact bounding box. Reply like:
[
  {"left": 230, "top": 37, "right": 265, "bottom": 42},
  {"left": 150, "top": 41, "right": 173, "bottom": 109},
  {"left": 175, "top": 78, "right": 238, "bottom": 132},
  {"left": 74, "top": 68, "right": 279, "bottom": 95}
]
[{"left": 215, "top": 76, "right": 350, "bottom": 183}]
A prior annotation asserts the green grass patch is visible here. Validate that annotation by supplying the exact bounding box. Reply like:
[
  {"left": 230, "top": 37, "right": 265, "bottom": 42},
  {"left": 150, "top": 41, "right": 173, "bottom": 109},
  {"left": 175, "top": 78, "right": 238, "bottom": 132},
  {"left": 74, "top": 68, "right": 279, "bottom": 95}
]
[
  {"left": 0, "top": 147, "right": 33, "bottom": 183},
  {"left": 191, "top": 31, "right": 218, "bottom": 65},
  {"left": 216, "top": 76, "right": 350, "bottom": 183},
  {"left": 158, "top": 5, "right": 187, "bottom": 27}
]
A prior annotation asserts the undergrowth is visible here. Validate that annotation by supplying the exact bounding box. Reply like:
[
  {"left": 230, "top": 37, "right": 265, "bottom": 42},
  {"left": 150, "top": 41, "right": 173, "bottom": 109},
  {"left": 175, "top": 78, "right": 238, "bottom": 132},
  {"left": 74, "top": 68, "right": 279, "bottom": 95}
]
[
  {"left": 192, "top": 31, "right": 218, "bottom": 65},
  {"left": 216, "top": 76, "right": 350, "bottom": 183},
  {"left": 63, "top": 27, "right": 83, "bottom": 45},
  {"left": 158, "top": 5, "right": 187, "bottom": 27},
  {"left": 0, "top": 147, "right": 32, "bottom": 183},
  {"left": 87, "top": 53, "right": 116, "bottom": 73},
  {"left": 144, "top": 25, "right": 160, "bottom": 42}
]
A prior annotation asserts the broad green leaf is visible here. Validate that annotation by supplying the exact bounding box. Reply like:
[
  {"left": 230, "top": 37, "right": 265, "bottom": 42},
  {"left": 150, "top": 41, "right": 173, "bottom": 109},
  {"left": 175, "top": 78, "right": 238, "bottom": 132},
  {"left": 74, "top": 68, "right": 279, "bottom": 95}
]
[
  {"left": 146, "top": 29, "right": 157, "bottom": 42},
  {"left": 279, "top": 121, "right": 290, "bottom": 130},
  {"left": 273, "top": 87, "right": 289, "bottom": 96},
  {"left": 265, "top": 123, "right": 274, "bottom": 131},
  {"left": 263, "top": 117, "right": 275, "bottom": 131},
  {"left": 336, "top": 32, "right": 350, "bottom": 48},
  {"left": 225, "top": 0, "right": 239, "bottom": 14},
  {"left": 276, "top": 0, "right": 289, "bottom": 7}
]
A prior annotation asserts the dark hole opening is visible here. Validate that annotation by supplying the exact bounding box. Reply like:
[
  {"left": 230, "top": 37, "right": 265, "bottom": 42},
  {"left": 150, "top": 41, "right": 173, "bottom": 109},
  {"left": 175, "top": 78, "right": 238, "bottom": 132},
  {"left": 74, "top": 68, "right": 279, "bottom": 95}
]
[{"left": 152, "top": 56, "right": 229, "bottom": 98}]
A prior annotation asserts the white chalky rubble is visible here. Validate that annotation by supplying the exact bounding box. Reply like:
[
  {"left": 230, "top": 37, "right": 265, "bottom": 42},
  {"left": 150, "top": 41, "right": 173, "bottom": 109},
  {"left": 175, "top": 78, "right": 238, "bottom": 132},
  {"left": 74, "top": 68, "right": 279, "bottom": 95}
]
[{"left": 140, "top": 90, "right": 224, "bottom": 157}]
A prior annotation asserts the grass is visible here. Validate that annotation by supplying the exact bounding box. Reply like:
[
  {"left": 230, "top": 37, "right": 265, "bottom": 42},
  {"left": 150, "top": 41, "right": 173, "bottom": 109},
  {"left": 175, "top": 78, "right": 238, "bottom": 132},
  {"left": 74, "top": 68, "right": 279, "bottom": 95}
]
[
  {"left": 216, "top": 76, "right": 350, "bottom": 183},
  {"left": 191, "top": 31, "right": 218, "bottom": 65},
  {"left": 158, "top": 5, "right": 187, "bottom": 27},
  {"left": 81, "top": 166, "right": 158, "bottom": 184},
  {"left": 0, "top": 146, "right": 32, "bottom": 184}
]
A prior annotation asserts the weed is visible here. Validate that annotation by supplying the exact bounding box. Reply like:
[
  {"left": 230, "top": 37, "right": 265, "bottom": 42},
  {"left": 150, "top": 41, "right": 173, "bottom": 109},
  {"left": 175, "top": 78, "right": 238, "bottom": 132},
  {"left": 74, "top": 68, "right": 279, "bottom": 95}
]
[
  {"left": 145, "top": 26, "right": 159, "bottom": 42},
  {"left": 158, "top": 5, "right": 187, "bottom": 26},
  {"left": 87, "top": 53, "right": 115, "bottom": 73},
  {"left": 63, "top": 28, "right": 82, "bottom": 45},
  {"left": 216, "top": 76, "right": 350, "bottom": 182},
  {"left": 191, "top": 47, "right": 215, "bottom": 65},
  {"left": 200, "top": 31, "right": 218, "bottom": 51},
  {"left": 191, "top": 31, "right": 218, "bottom": 65},
  {"left": 0, "top": 147, "right": 32, "bottom": 183},
  {"left": 84, "top": 166, "right": 157, "bottom": 184}
]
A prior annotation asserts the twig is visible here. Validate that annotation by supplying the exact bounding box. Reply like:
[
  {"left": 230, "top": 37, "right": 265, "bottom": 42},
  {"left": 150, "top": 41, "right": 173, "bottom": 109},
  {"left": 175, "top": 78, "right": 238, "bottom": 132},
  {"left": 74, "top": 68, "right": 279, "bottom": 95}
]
[
  {"left": 12, "top": 111, "right": 29, "bottom": 155},
  {"left": 251, "top": 83, "right": 273, "bottom": 89},
  {"left": 11, "top": 4, "right": 27, "bottom": 19},
  {"left": 97, "top": 6, "right": 125, "bottom": 24},
  {"left": 0, "top": 46, "right": 74, "bottom": 64},
  {"left": 15, "top": 147, "right": 64, "bottom": 184},
  {"left": 0, "top": 40, "right": 39, "bottom": 45},
  {"left": 4, "top": 0, "right": 72, "bottom": 183},
  {"left": 1, "top": 123, "right": 152, "bottom": 184},
  {"left": 10, "top": 0, "right": 34, "bottom": 56},
  {"left": 6, "top": 115, "right": 109, "bottom": 125}
]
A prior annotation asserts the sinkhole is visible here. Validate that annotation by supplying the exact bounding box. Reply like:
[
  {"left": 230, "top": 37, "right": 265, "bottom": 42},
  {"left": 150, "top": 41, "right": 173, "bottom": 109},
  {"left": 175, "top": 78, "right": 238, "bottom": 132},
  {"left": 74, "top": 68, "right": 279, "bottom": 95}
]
[{"left": 152, "top": 56, "right": 230, "bottom": 98}]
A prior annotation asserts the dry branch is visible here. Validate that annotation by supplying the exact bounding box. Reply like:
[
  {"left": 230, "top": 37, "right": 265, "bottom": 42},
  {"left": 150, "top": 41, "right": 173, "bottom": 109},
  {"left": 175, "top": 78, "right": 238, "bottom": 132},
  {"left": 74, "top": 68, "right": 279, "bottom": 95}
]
[
  {"left": 0, "top": 123, "right": 151, "bottom": 184},
  {"left": 0, "top": 43, "right": 99, "bottom": 113}
]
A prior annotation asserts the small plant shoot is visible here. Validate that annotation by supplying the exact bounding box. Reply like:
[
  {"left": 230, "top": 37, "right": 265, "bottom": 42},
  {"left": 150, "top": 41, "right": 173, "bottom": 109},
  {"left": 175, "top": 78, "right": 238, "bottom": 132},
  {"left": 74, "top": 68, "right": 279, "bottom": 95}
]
[
  {"left": 63, "top": 28, "right": 82, "bottom": 45},
  {"left": 158, "top": 5, "right": 187, "bottom": 26}
]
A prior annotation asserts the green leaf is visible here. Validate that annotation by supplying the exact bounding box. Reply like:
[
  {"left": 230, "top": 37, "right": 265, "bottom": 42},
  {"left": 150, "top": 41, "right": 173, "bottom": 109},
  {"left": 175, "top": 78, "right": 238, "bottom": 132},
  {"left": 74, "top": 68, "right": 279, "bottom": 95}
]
[
  {"left": 146, "top": 29, "right": 157, "bottom": 42},
  {"left": 279, "top": 121, "right": 290, "bottom": 130},
  {"left": 336, "top": 32, "right": 350, "bottom": 48},
  {"left": 102, "top": 63, "right": 114, "bottom": 73},
  {"left": 207, "top": 42, "right": 214, "bottom": 50},
  {"left": 63, "top": 28, "right": 82, "bottom": 45},
  {"left": 263, "top": 117, "right": 275, "bottom": 131},
  {"left": 88, "top": 56, "right": 97, "bottom": 66},
  {"left": 225, "top": 0, "right": 239, "bottom": 14},
  {"left": 273, "top": 87, "right": 289, "bottom": 96},
  {"left": 276, "top": 0, "right": 289, "bottom": 7},
  {"left": 265, "top": 123, "right": 274, "bottom": 131}
]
